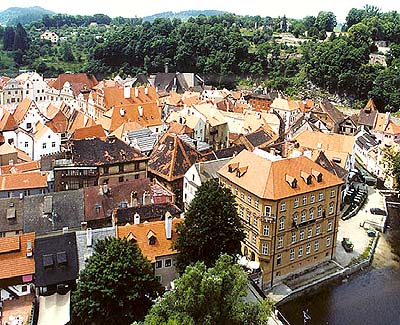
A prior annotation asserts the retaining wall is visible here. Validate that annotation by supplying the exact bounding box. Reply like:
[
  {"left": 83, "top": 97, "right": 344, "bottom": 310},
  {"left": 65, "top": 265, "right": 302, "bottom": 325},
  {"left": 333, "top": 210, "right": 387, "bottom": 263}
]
[{"left": 276, "top": 233, "right": 379, "bottom": 306}]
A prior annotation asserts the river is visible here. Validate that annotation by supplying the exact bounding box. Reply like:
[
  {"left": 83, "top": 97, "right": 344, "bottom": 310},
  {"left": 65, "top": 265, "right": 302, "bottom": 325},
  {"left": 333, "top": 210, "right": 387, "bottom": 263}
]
[{"left": 278, "top": 203, "right": 400, "bottom": 325}]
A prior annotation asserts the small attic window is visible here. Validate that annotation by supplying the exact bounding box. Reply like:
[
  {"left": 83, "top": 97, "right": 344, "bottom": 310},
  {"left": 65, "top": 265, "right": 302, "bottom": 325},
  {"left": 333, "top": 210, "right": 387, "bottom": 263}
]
[
  {"left": 43, "top": 254, "right": 54, "bottom": 268},
  {"left": 285, "top": 175, "right": 297, "bottom": 188},
  {"left": 312, "top": 169, "right": 323, "bottom": 183},
  {"left": 56, "top": 251, "right": 67, "bottom": 265},
  {"left": 228, "top": 162, "right": 239, "bottom": 173},
  {"left": 300, "top": 171, "right": 312, "bottom": 185},
  {"left": 147, "top": 230, "right": 157, "bottom": 245},
  {"left": 236, "top": 166, "right": 248, "bottom": 178},
  {"left": 332, "top": 157, "right": 341, "bottom": 164}
]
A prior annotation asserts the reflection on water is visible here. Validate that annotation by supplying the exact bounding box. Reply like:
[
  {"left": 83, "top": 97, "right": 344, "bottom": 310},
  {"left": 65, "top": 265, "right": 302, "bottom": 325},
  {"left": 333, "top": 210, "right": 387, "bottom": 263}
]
[{"left": 279, "top": 205, "right": 400, "bottom": 325}]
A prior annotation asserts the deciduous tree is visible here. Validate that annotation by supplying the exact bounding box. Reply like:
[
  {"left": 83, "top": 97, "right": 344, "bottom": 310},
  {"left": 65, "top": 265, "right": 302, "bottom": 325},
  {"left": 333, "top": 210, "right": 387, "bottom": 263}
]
[
  {"left": 174, "top": 179, "right": 244, "bottom": 270},
  {"left": 145, "top": 254, "right": 274, "bottom": 325},
  {"left": 71, "top": 237, "right": 162, "bottom": 325}
]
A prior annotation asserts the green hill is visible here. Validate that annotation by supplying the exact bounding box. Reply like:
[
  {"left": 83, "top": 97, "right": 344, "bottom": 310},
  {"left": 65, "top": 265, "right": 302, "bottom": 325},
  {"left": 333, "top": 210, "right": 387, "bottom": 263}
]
[
  {"left": 0, "top": 6, "right": 54, "bottom": 26},
  {"left": 143, "top": 10, "right": 228, "bottom": 22}
]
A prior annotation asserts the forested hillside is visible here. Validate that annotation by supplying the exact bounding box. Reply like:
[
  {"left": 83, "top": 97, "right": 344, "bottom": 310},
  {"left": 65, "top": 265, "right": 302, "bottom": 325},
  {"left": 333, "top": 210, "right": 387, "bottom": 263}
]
[{"left": 0, "top": 5, "right": 399, "bottom": 111}]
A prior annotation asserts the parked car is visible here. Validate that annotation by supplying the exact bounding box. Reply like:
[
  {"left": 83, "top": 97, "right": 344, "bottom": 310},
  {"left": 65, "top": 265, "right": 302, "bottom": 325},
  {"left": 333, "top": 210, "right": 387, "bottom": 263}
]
[
  {"left": 342, "top": 238, "right": 354, "bottom": 252},
  {"left": 370, "top": 208, "right": 386, "bottom": 216}
]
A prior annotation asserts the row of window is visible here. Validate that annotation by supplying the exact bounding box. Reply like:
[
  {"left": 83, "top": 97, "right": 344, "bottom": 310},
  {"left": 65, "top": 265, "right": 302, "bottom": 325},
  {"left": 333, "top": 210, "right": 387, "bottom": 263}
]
[
  {"left": 282, "top": 190, "right": 335, "bottom": 211},
  {"left": 155, "top": 258, "right": 172, "bottom": 269},
  {"left": 278, "top": 221, "right": 332, "bottom": 248},
  {"left": 289, "top": 237, "right": 331, "bottom": 261}
]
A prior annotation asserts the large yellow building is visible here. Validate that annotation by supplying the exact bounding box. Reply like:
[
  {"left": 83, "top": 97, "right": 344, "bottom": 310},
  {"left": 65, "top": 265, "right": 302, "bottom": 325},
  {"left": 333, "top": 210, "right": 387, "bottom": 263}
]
[{"left": 218, "top": 150, "right": 343, "bottom": 289}]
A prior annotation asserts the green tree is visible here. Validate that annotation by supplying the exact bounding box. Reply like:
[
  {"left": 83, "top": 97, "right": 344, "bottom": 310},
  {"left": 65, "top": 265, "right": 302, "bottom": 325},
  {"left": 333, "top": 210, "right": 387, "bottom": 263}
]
[
  {"left": 145, "top": 254, "right": 274, "bottom": 325},
  {"left": 174, "top": 179, "right": 244, "bottom": 270},
  {"left": 60, "top": 42, "right": 75, "bottom": 62},
  {"left": 71, "top": 237, "right": 163, "bottom": 325},
  {"left": 13, "top": 23, "right": 28, "bottom": 51},
  {"left": 315, "top": 11, "right": 337, "bottom": 32},
  {"left": 3, "top": 26, "right": 15, "bottom": 51}
]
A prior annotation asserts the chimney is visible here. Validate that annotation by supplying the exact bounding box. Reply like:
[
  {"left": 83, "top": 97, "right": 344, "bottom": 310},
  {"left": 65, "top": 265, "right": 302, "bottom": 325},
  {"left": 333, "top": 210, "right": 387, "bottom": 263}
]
[
  {"left": 135, "top": 88, "right": 139, "bottom": 98},
  {"left": 138, "top": 106, "right": 143, "bottom": 117},
  {"left": 134, "top": 213, "right": 140, "bottom": 224},
  {"left": 26, "top": 240, "right": 33, "bottom": 258},
  {"left": 130, "top": 191, "right": 138, "bottom": 207},
  {"left": 81, "top": 221, "right": 88, "bottom": 230},
  {"left": 165, "top": 63, "right": 169, "bottom": 73},
  {"left": 120, "top": 108, "right": 125, "bottom": 117},
  {"left": 145, "top": 87, "right": 149, "bottom": 95},
  {"left": 165, "top": 212, "right": 172, "bottom": 240},
  {"left": 143, "top": 191, "right": 152, "bottom": 205},
  {"left": 124, "top": 84, "right": 131, "bottom": 99},
  {"left": 86, "top": 228, "right": 93, "bottom": 247}
]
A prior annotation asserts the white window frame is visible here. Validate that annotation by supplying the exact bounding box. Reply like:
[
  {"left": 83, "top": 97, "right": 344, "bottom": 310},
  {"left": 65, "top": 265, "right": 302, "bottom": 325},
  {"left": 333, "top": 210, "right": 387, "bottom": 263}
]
[
  {"left": 309, "top": 208, "right": 314, "bottom": 220},
  {"left": 302, "top": 195, "right": 307, "bottom": 205},
  {"left": 328, "top": 219, "right": 333, "bottom": 231},
  {"left": 308, "top": 227, "right": 312, "bottom": 238},
  {"left": 278, "top": 236, "right": 283, "bottom": 248},
  {"left": 263, "top": 224, "right": 270, "bottom": 236},
  {"left": 319, "top": 192, "right": 324, "bottom": 201},
  {"left": 280, "top": 202, "right": 286, "bottom": 212},
  {"left": 316, "top": 224, "right": 321, "bottom": 235},
  {"left": 327, "top": 236, "right": 331, "bottom": 247},
  {"left": 300, "top": 229, "right": 304, "bottom": 241},
  {"left": 310, "top": 194, "right": 315, "bottom": 203},
  {"left": 279, "top": 217, "right": 285, "bottom": 230},
  {"left": 290, "top": 249, "right": 295, "bottom": 261},
  {"left": 315, "top": 240, "right": 319, "bottom": 252},
  {"left": 294, "top": 197, "right": 299, "bottom": 208},
  {"left": 329, "top": 202, "right": 334, "bottom": 215},
  {"left": 262, "top": 242, "right": 268, "bottom": 255},
  {"left": 291, "top": 231, "right": 296, "bottom": 244},
  {"left": 306, "top": 243, "right": 311, "bottom": 254},
  {"left": 301, "top": 210, "right": 306, "bottom": 223},
  {"left": 298, "top": 246, "right": 303, "bottom": 257}
]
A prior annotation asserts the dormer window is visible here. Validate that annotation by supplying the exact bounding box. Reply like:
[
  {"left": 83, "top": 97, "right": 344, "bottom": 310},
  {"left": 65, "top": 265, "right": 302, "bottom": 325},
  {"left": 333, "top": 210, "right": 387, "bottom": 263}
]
[
  {"left": 312, "top": 169, "right": 323, "bottom": 182},
  {"left": 301, "top": 171, "right": 312, "bottom": 185},
  {"left": 228, "top": 162, "right": 239, "bottom": 173},
  {"left": 147, "top": 230, "right": 157, "bottom": 245},
  {"left": 236, "top": 166, "right": 248, "bottom": 178},
  {"left": 285, "top": 175, "right": 297, "bottom": 188},
  {"left": 149, "top": 236, "right": 156, "bottom": 245}
]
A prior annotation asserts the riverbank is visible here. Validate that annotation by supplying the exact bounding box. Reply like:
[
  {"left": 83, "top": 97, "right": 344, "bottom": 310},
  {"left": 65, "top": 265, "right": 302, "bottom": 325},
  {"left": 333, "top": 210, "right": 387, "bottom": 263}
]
[{"left": 277, "top": 198, "right": 400, "bottom": 325}]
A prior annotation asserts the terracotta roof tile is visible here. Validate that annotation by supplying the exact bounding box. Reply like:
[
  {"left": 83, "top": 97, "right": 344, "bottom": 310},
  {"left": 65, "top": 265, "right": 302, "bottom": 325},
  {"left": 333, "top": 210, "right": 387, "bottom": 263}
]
[
  {"left": 218, "top": 150, "right": 343, "bottom": 200},
  {"left": 0, "top": 171, "right": 47, "bottom": 191},
  {"left": 0, "top": 161, "right": 40, "bottom": 174},
  {"left": 0, "top": 106, "right": 17, "bottom": 131},
  {"left": 116, "top": 219, "right": 183, "bottom": 262},
  {"left": 45, "top": 110, "right": 68, "bottom": 133},
  {"left": 13, "top": 98, "right": 33, "bottom": 123},
  {"left": 148, "top": 133, "right": 201, "bottom": 181},
  {"left": 50, "top": 73, "right": 98, "bottom": 96},
  {"left": 72, "top": 124, "right": 106, "bottom": 140},
  {"left": 0, "top": 233, "right": 35, "bottom": 280}
]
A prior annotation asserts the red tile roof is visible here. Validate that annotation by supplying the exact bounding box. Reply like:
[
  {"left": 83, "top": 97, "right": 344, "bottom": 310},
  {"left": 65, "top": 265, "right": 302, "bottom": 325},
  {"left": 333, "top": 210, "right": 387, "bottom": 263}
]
[
  {"left": 117, "top": 218, "right": 183, "bottom": 262},
  {"left": 0, "top": 106, "right": 17, "bottom": 131},
  {"left": 0, "top": 171, "right": 47, "bottom": 191},
  {"left": 0, "top": 161, "right": 40, "bottom": 174},
  {"left": 0, "top": 233, "right": 35, "bottom": 281},
  {"left": 73, "top": 124, "right": 106, "bottom": 140},
  {"left": 49, "top": 73, "right": 98, "bottom": 96}
]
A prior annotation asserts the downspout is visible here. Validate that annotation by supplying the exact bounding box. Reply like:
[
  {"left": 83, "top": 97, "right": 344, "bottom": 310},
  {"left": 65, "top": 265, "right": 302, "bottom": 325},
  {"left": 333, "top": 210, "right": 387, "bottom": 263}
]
[{"left": 331, "top": 184, "right": 342, "bottom": 259}]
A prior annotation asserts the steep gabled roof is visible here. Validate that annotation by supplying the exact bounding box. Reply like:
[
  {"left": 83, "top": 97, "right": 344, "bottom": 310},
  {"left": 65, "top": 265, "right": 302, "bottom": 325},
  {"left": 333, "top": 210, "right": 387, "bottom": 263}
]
[
  {"left": 117, "top": 218, "right": 183, "bottom": 262},
  {"left": 71, "top": 137, "right": 147, "bottom": 166},
  {"left": 0, "top": 161, "right": 40, "bottom": 175},
  {"left": 236, "top": 128, "right": 278, "bottom": 151},
  {"left": 148, "top": 132, "right": 201, "bottom": 181},
  {"left": 314, "top": 151, "right": 348, "bottom": 180},
  {"left": 67, "top": 111, "right": 96, "bottom": 133},
  {"left": 358, "top": 99, "right": 378, "bottom": 128},
  {"left": 218, "top": 150, "right": 343, "bottom": 200},
  {"left": 319, "top": 100, "right": 345, "bottom": 124},
  {"left": 13, "top": 98, "right": 33, "bottom": 124},
  {"left": 0, "top": 106, "right": 17, "bottom": 131},
  {"left": 49, "top": 73, "right": 98, "bottom": 96},
  {"left": 45, "top": 110, "right": 68, "bottom": 133}
]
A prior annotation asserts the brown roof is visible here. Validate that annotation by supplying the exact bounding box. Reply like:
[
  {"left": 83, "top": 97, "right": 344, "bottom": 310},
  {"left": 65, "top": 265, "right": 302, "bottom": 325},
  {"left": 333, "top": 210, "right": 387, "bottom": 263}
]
[
  {"left": 116, "top": 219, "right": 183, "bottom": 262},
  {"left": 45, "top": 110, "right": 68, "bottom": 133},
  {"left": 84, "top": 178, "right": 151, "bottom": 222},
  {"left": 97, "top": 101, "right": 162, "bottom": 132},
  {"left": 319, "top": 101, "right": 345, "bottom": 124},
  {"left": 167, "top": 121, "right": 193, "bottom": 135},
  {"left": 49, "top": 73, "right": 98, "bottom": 96},
  {"left": 235, "top": 127, "right": 278, "bottom": 151},
  {"left": 358, "top": 99, "right": 378, "bottom": 128},
  {"left": 148, "top": 133, "right": 201, "bottom": 181},
  {"left": 45, "top": 104, "right": 59, "bottom": 119},
  {"left": 218, "top": 150, "right": 343, "bottom": 200},
  {"left": 72, "top": 124, "right": 106, "bottom": 140},
  {"left": 0, "top": 106, "right": 17, "bottom": 131},
  {"left": 0, "top": 171, "right": 47, "bottom": 191},
  {"left": 0, "top": 161, "right": 40, "bottom": 174},
  {"left": 294, "top": 130, "right": 354, "bottom": 156},
  {"left": 13, "top": 98, "right": 33, "bottom": 124},
  {"left": 67, "top": 111, "right": 96, "bottom": 133},
  {"left": 111, "top": 121, "right": 144, "bottom": 139},
  {"left": 0, "top": 233, "right": 35, "bottom": 280},
  {"left": 373, "top": 113, "right": 400, "bottom": 135}
]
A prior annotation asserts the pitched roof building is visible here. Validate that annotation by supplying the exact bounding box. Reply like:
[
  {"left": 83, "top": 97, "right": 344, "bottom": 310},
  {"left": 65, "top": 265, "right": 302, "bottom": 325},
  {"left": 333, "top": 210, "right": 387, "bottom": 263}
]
[
  {"left": 218, "top": 150, "right": 344, "bottom": 289},
  {"left": 34, "top": 232, "right": 79, "bottom": 295},
  {"left": 117, "top": 217, "right": 183, "bottom": 288},
  {"left": 0, "top": 233, "right": 35, "bottom": 287}
]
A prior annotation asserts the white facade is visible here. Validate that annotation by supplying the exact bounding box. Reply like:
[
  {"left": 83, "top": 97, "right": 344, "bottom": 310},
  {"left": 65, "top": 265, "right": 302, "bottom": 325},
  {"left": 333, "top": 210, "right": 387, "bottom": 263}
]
[
  {"left": 33, "top": 125, "right": 61, "bottom": 161},
  {"left": 17, "top": 100, "right": 47, "bottom": 132},
  {"left": 15, "top": 130, "right": 34, "bottom": 158},
  {"left": 16, "top": 72, "right": 49, "bottom": 102},
  {"left": 183, "top": 163, "right": 202, "bottom": 210},
  {"left": 40, "top": 31, "right": 59, "bottom": 43}
]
